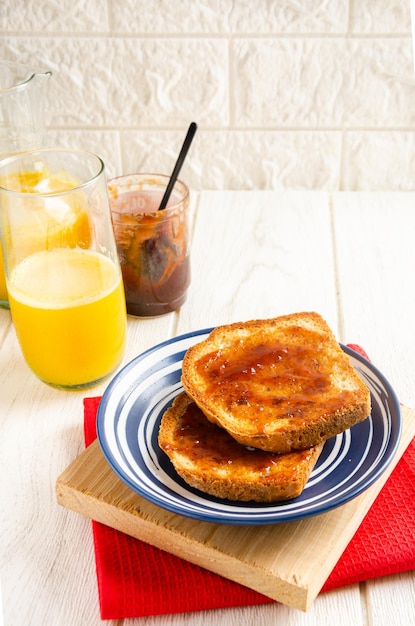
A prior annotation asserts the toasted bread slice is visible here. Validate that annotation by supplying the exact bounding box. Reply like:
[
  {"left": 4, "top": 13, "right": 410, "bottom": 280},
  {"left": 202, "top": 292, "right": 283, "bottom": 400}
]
[
  {"left": 159, "top": 392, "right": 324, "bottom": 502},
  {"left": 181, "top": 312, "right": 371, "bottom": 454}
]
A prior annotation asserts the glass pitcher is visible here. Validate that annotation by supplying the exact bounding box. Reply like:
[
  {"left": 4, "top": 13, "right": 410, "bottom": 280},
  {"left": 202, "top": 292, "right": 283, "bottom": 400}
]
[{"left": 0, "top": 60, "right": 51, "bottom": 308}]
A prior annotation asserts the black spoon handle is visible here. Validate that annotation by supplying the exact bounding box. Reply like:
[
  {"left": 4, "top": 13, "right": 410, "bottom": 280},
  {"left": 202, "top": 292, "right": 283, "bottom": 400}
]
[{"left": 158, "top": 122, "right": 198, "bottom": 211}]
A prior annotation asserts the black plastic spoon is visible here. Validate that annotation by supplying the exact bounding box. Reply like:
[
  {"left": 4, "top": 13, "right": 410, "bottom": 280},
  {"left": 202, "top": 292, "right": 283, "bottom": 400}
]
[{"left": 158, "top": 121, "right": 198, "bottom": 211}]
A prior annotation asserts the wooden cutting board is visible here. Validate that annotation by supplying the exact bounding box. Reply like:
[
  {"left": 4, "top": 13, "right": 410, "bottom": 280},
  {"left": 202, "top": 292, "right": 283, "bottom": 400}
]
[{"left": 56, "top": 405, "right": 415, "bottom": 612}]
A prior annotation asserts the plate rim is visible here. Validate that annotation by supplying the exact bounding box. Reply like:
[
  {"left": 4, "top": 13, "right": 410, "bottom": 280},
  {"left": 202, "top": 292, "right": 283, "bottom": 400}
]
[{"left": 97, "top": 328, "right": 402, "bottom": 525}]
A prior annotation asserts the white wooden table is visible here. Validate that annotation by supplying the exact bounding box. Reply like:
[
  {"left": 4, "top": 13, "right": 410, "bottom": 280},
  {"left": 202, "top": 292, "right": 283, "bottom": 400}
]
[{"left": 1, "top": 192, "right": 414, "bottom": 626}]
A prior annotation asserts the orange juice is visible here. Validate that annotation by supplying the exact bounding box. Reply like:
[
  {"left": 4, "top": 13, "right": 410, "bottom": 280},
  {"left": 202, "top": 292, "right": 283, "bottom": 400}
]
[
  {"left": 7, "top": 248, "right": 126, "bottom": 388},
  {"left": 0, "top": 170, "right": 91, "bottom": 305},
  {"left": 0, "top": 246, "right": 7, "bottom": 302}
]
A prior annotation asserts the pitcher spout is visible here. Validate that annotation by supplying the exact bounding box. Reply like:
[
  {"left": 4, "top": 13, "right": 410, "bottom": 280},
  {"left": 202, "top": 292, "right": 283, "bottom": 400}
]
[{"left": 0, "top": 60, "right": 52, "bottom": 157}]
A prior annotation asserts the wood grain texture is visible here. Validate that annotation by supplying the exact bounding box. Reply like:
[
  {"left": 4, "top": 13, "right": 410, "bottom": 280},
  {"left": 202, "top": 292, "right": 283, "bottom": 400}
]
[
  {"left": 56, "top": 406, "right": 415, "bottom": 612},
  {"left": 3, "top": 191, "right": 415, "bottom": 625}
]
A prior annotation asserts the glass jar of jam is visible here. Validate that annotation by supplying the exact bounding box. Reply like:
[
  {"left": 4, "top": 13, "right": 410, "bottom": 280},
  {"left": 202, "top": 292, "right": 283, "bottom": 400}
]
[{"left": 109, "top": 173, "right": 191, "bottom": 317}]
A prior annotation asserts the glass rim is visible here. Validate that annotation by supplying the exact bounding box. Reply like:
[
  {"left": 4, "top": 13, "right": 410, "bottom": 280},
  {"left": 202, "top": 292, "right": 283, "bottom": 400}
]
[
  {"left": 0, "top": 148, "right": 105, "bottom": 197},
  {"left": 108, "top": 172, "right": 189, "bottom": 215}
]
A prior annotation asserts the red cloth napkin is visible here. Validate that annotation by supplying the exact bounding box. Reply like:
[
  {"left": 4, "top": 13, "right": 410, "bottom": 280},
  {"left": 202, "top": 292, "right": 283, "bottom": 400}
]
[{"left": 84, "top": 345, "right": 415, "bottom": 620}]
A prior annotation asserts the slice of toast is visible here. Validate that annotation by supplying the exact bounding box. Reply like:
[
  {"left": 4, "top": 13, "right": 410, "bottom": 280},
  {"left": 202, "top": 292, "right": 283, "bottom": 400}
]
[
  {"left": 181, "top": 312, "right": 371, "bottom": 454},
  {"left": 158, "top": 392, "right": 324, "bottom": 502}
]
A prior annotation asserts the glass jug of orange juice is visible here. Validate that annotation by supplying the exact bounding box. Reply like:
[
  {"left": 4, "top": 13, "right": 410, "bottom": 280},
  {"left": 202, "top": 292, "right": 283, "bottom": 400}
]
[
  {"left": 0, "top": 149, "right": 127, "bottom": 389},
  {"left": 0, "top": 60, "right": 52, "bottom": 308}
]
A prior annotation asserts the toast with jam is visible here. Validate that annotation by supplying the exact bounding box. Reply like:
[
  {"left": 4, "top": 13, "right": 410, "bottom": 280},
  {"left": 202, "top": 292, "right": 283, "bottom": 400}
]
[
  {"left": 158, "top": 391, "right": 324, "bottom": 502},
  {"left": 181, "top": 312, "right": 371, "bottom": 454}
]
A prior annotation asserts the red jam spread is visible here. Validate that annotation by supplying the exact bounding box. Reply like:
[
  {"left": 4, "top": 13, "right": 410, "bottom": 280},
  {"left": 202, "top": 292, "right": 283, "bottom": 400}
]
[
  {"left": 194, "top": 327, "right": 357, "bottom": 426},
  {"left": 111, "top": 189, "right": 190, "bottom": 316},
  {"left": 167, "top": 399, "right": 312, "bottom": 472}
]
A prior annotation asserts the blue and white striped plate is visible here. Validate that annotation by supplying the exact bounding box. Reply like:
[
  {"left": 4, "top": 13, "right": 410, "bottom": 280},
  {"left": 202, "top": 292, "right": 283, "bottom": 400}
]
[{"left": 97, "top": 329, "right": 401, "bottom": 525}]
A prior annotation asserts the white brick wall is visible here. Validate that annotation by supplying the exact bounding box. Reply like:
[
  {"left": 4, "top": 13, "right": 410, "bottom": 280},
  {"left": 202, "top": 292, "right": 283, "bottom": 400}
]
[{"left": 1, "top": 0, "right": 414, "bottom": 190}]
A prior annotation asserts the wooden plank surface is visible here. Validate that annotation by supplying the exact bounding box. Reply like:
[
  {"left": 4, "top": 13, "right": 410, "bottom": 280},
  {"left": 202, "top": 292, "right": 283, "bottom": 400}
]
[
  {"left": 3, "top": 192, "right": 415, "bottom": 626},
  {"left": 56, "top": 405, "right": 415, "bottom": 612},
  {"left": 176, "top": 191, "right": 339, "bottom": 334}
]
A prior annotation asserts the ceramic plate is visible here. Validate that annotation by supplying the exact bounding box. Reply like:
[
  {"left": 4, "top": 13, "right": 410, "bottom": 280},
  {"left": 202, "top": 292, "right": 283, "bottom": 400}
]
[{"left": 97, "top": 329, "right": 401, "bottom": 525}]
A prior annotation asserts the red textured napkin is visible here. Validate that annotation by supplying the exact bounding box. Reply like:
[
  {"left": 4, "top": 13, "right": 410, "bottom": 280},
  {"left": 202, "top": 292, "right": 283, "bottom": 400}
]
[{"left": 84, "top": 345, "right": 415, "bottom": 620}]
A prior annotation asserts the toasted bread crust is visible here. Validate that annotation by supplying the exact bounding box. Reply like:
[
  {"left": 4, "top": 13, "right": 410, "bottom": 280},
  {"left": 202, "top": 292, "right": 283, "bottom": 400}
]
[
  {"left": 181, "top": 312, "right": 371, "bottom": 454},
  {"left": 158, "top": 392, "right": 323, "bottom": 502}
]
